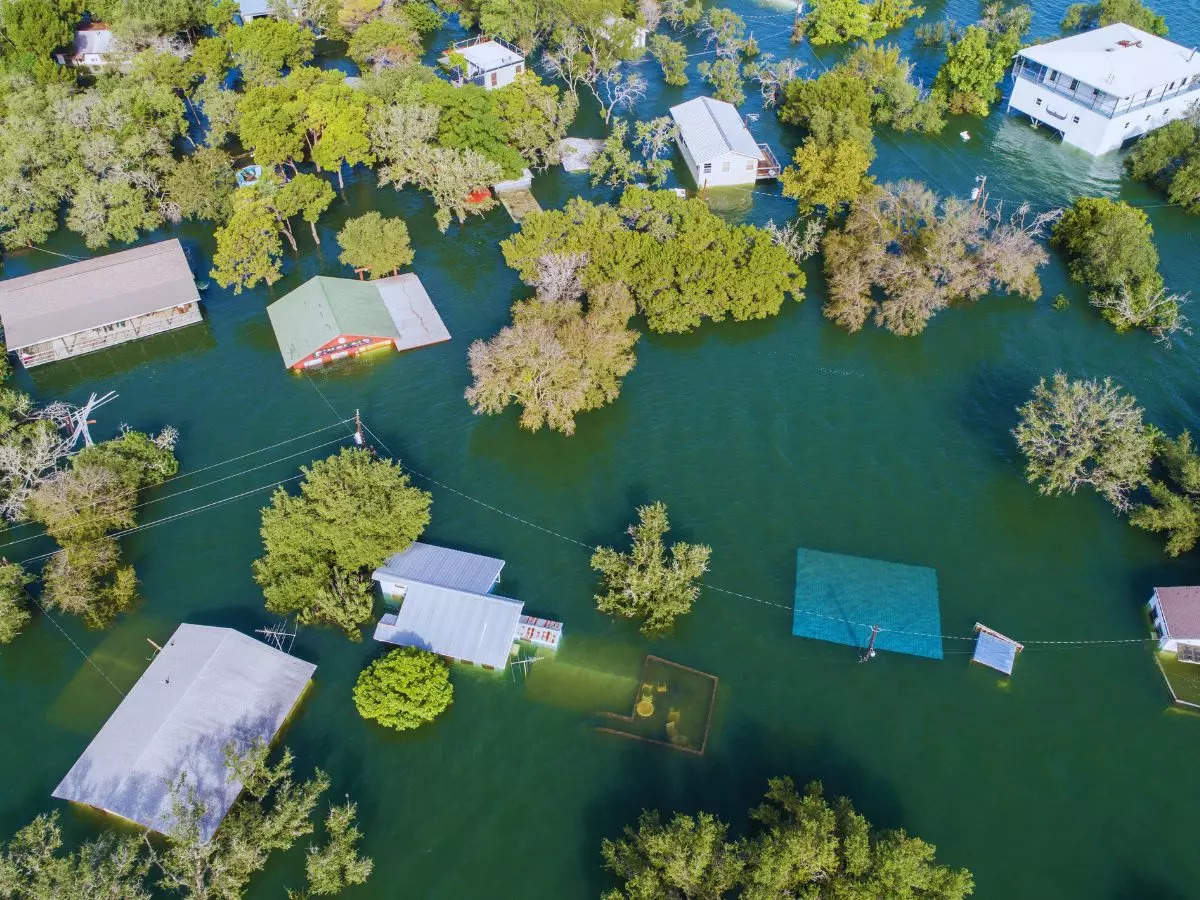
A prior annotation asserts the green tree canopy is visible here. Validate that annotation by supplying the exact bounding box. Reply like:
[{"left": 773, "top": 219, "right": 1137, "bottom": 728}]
[
  {"left": 253, "top": 448, "right": 432, "bottom": 640},
  {"left": 0, "top": 561, "right": 32, "bottom": 645},
  {"left": 493, "top": 71, "right": 578, "bottom": 170},
  {"left": 591, "top": 500, "right": 711, "bottom": 635},
  {"left": 466, "top": 280, "right": 639, "bottom": 435},
  {"left": 1130, "top": 430, "right": 1200, "bottom": 556},
  {"left": 336, "top": 211, "right": 414, "bottom": 276},
  {"left": 301, "top": 801, "right": 374, "bottom": 896},
  {"left": 422, "top": 80, "right": 526, "bottom": 179},
  {"left": 210, "top": 188, "right": 285, "bottom": 293},
  {"left": 501, "top": 189, "right": 805, "bottom": 334},
  {"left": 0, "top": 0, "right": 80, "bottom": 81},
  {"left": 602, "top": 777, "right": 973, "bottom": 899},
  {"left": 799, "top": 0, "right": 923, "bottom": 45},
  {"left": 227, "top": 18, "right": 315, "bottom": 85},
  {"left": 1125, "top": 120, "right": 1200, "bottom": 215},
  {"left": 1013, "top": 373, "right": 1154, "bottom": 511},
  {"left": 931, "top": 23, "right": 1021, "bottom": 117},
  {"left": 163, "top": 147, "right": 236, "bottom": 223},
  {"left": 781, "top": 136, "right": 875, "bottom": 215},
  {"left": 353, "top": 647, "right": 453, "bottom": 731},
  {"left": 648, "top": 34, "right": 688, "bottom": 86},
  {"left": 1061, "top": 0, "right": 1166, "bottom": 35}
]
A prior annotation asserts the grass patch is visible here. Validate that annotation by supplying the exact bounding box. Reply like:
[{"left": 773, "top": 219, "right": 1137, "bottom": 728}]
[{"left": 1156, "top": 652, "right": 1200, "bottom": 707}]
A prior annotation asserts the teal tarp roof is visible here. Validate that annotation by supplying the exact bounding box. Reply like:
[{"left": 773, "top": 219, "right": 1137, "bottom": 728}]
[{"left": 792, "top": 547, "right": 943, "bottom": 660}]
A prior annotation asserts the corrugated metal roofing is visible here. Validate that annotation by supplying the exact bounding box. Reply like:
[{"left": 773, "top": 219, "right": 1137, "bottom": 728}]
[
  {"left": 972, "top": 629, "right": 1020, "bottom": 675},
  {"left": 669, "top": 96, "right": 761, "bottom": 164},
  {"left": 1154, "top": 586, "right": 1200, "bottom": 638},
  {"left": 374, "top": 542, "right": 505, "bottom": 595},
  {"left": 266, "top": 276, "right": 400, "bottom": 368},
  {"left": 374, "top": 583, "right": 523, "bottom": 669},
  {"left": 0, "top": 239, "right": 198, "bottom": 350},
  {"left": 375, "top": 273, "right": 451, "bottom": 350},
  {"left": 52, "top": 624, "right": 314, "bottom": 841},
  {"left": 792, "top": 547, "right": 943, "bottom": 660}
]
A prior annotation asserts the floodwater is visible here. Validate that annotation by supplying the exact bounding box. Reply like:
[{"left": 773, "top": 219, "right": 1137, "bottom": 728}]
[{"left": 1, "top": 1, "right": 1199, "bottom": 897}]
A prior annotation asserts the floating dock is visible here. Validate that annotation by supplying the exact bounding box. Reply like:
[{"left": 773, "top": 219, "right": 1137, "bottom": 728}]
[{"left": 971, "top": 623, "right": 1024, "bottom": 675}]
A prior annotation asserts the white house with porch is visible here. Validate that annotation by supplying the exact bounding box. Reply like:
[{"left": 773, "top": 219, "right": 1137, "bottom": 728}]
[
  {"left": 54, "top": 23, "right": 114, "bottom": 71},
  {"left": 440, "top": 36, "right": 525, "bottom": 89},
  {"left": 1007, "top": 23, "right": 1200, "bottom": 156},
  {"left": 1148, "top": 586, "right": 1200, "bottom": 655},
  {"left": 669, "top": 96, "right": 780, "bottom": 188}
]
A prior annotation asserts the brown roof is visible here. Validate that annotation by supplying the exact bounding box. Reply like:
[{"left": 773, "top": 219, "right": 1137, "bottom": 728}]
[
  {"left": 1154, "top": 586, "right": 1200, "bottom": 638},
  {"left": 0, "top": 239, "right": 198, "bottom": 350}
]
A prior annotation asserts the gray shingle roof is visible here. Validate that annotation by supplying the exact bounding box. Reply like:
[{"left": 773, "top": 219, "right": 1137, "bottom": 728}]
[
  {"left": 52, "top": 624, "right": 315, "bottom": 841},
  {"left": 0, "top": 239, "right": 199, "bottom": 351},
  {"left": 669, "top": 96, "right": 761, "bottom": 164},
  {"left": 1155, "top": 586, "right": 1200, "bottom": 638}
]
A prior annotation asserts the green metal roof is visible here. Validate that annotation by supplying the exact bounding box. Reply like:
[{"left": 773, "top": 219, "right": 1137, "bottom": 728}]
[{"left": 266, "top": 276, "right": 401, "bottom": 368}]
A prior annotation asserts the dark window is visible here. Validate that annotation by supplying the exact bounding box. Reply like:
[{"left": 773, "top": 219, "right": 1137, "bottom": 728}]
[
  {"left": 1035, "top": 98, "right": 1042, "bottom": 105},
  {"left": 1092, "top": 87, "right": 1099, "bottom": 96},
  {"left": 1168, "top": 81, "right": 1175, "bottom": 90},
  {"left": 1072, "top": 115, "right": 1080, "bottom": 123},
  {"left": 1070, "top": 78, "right": 1078, "bottom": 91},
  {"left": 1147, "top": 89, "right": 1153, "bottom": 98}
]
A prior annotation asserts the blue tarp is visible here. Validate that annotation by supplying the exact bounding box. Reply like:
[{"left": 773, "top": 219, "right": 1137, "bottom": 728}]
[
  {"left": 972, "top": 630, "right": 1019, "bottom": 675},
  {"left": 792, "top": 548, "right": 944, "bottom": 660}
]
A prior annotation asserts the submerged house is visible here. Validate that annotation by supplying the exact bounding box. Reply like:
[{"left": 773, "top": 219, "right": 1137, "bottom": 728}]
[
  {"left": 1149, "top": 586, "right": 1200, "bottom": 656},
  {"left": 669, "top": 96, "right": 780, "bottom": 188},
  {"left": 265, "top": 274, "right": 450, "bottom": 371},
  {"left": 440, "top": 35, "right": 525, "bottom": 89},
  {"left": 52, "top": 624, "right": 315, "bottom": 840},
  {"left": 1007, "top": 23, "right": 1200, "bottom": 156},
  {"left": 54, "top": 23, "right": 114, "bottom": 71},
  {"left": 0, "top": 239, "right": 202, "bottom": 368},
  {"left": 373, "top": 542, "right": 562, "bottom": 669}
]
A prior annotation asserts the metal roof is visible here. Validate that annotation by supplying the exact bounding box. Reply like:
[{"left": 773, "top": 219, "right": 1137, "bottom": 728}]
[
  {"left": 669, "top": 96, "right": 761, "bottom": 164},
  {"left": 374, "top": 583, "right": 524, "bottom": 669},
  {"left": 265, "top": 274, "right": 449, "bottom": 368},
  {"left": 1018, "top": 24, "right": 1200, "bottom": 97},
  {"left": 457, "top": 40, "right": 523, "bottom": 72},
  {"left": 52, "top": 624, "right": 315, "bottom": 841},
  {"left": 971, "top": 627, "right": 1021, "bottom": 675},
  {"left": 1154, "top": 586, "right": 1200, "bottom": 638},
  {"left": 373, "top": 542, "right": 505, "bottom": 595},
  {"left": 0, "top": 239, "right": 198, "bottom": 351}
]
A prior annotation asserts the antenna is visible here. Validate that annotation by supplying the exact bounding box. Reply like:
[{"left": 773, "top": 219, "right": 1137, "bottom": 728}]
[
  {"left": 509, "top": 654, "right": 542, "bottom": 683},
  {"left": 255, "top": 619, "right": 297, "bottom": 654},
  {"left": 859, "top": 624, "right": 880, "bottom": 663}
]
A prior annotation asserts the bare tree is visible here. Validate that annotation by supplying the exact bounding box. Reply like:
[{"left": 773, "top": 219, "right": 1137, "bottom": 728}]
[
  {"left": 639, "top": 0, "right": 663, "bottom": 33},
  {"left": 745, "top": 54, "right": 804, "bottom": 106},
  {"left": 1091, "top": 285, "right": 1192, "bottom": 347},
  {"left": 596, "top": 71, "right": 648, "bottom": 124},
  {"left": 535, "top": 253, "right": 590, "bottom": 303},
  {"left": 764, "top": 217, "right": 825, "bottom": 264}
]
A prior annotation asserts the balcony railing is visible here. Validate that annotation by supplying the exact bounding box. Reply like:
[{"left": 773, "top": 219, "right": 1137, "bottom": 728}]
[
  {"left": 1014, "top": 58, "right": 1200, "bottom": 120},
  {"left": 756, "top": 143, "right": 780, "bottom": 179}
]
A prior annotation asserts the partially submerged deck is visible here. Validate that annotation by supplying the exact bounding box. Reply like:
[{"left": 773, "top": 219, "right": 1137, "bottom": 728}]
[
  {"left": 559, "top": 138, "right": 605, "bottom": 173},
  {"left": 497, "top": 188, "right": 542, "bottom": 222}
]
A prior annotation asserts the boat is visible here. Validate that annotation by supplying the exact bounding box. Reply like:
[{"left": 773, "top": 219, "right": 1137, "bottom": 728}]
[{"left": 235, "top": 165, "right": 263, "bottom": 188}]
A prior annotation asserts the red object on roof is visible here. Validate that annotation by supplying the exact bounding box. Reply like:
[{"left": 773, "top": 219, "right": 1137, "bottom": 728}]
[
  {"left": 466, "top": 188, "right": 491, "bottom": 203},
  {"left": 1155, "top": 586, "right": 1200, "bottom": 638}
]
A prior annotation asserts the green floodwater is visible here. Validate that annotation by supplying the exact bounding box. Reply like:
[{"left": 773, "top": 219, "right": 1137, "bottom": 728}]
[{"left": 2, "top": 1, "right": 1200, "bottom": 897}]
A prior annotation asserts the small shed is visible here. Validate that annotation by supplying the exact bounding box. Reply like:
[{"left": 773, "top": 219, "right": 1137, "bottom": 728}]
[
  {"left": 669, "top": 96, "right": 780, "bottom": 188},
  {"left": 0, "top": 239, "right": 202, "bottom": 368},
  {"left": 266, "top": 274, "right": 449, "bottom": 370},
  {"left": 971, "top": 624, "right": 1024, "bottom": 676},
  {"left": 1148, "top": 586, "right": 1200, "bottom": 653},
  {"left": 440, "top": 36, "right": 525, "bottom": 89},
  {"left": 54, "top": 23, "right": 114, "bottom": 70},
  {"left": 52, "top": 624, "right": 315, "bottom": 840}
]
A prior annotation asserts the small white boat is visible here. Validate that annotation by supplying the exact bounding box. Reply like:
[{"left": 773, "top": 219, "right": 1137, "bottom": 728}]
[{"left": 235, "top": 165, "right": 262, "bottom": 188}]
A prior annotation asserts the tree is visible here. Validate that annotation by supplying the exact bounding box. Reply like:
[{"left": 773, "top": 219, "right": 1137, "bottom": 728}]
[
  {"left": 589, "top": 120, "right": 644, "bottom": 190},
  {"left": 601, "top": 811, "right": 743, "bottom": 900},
  {"left": 1126, "top": 119, "right": 1200, "bottom": 214},
  {"left": 591, "top": 500, "right": 711, "bottom": 635},
  {"left": 346, "top": 19, "right": 421, "bottom": 71},
  {"left": 378, "top": 144, "right": 503, "bottom": 232},
  {"left": 1061, "top": 0, "right": 1166, "bottom": 35},
  {"left": 778, "top": 70, "right": 874, "bottom": 145},
  {"left": 931, "top": 24, "right": 1019, "bottom": 117},
  {"left": 253, "top": 448, "right": 432, "bottom": 640},
  {"left": 465, "top": 280, "right": 640, "bottom": 435},
  {"left": 1130, "top": 430, "right": 1200, "bottom": 556},
  {"left": 493, "top": 72, "right": 579, "bottom": 170},
  {"left": 501, "top": 189, "right": 805, "bottom": 334},
  {"left": 237, "top": 82, "right": 309, "bottom": 170},
  {"left": 0, "top": 561, "right": 32, "bottom": 645},
  {"left": 301, "top": 802, "right": 374, "bottom": 896},
  {"left": 602, "top": 778, "right": 973, "bottom": 899},
  {"left": 210, "top": 190, "right": 285, "bottom": 293},
  {"left": 353, "top": 647, "right": 453, "bottom": 731},
  {"left": 227, "top": 19, "right": 315, "bottom": 85},
  {"left": 306, "top": 80, "right": 374, "bottom": 188},
  {"left": 0, "top": 811, "right": 150, "bottom": 899},
  {"left": 1013, "top": 373, "right": 1153, "bottom": 511},
  {"left": 648, "top": 34, "right": 688, "bottom": 86},
  {"left": 799, "top": 0, "right": 922, "bottom": 46},
  {"left": 596, "top": 70, "right": 649, "bottom": 125},
  {"left": 278, "top": 173, "right": 336, "bottom": 245},
  {"left": 0, "top": 0, "right": 79, "bottom": 81},
  {"left": 634, "top": 116, "right": 676, "bottom": 186},
  {"left": 781, "top": 136, "right": 874, "bottom": 215},
  {"left": 1051, "top": 196, "right": 1183, "bottom": 339},
  {"left": 163, "top": 147, "right": 235, "bottom": 223},
  {"left": 822, "top": 181, "right": 1051, "bottom": 335},
  {"left": 696, "top": 58, "right": 744, "bottom": 106},
  {"left": 744, "top": 54, "right": 804, "bottom": 108},
  {"left": 336, "top": 212, "right": 414, "bottom": 277},
  {"left": 422, "top": 79, "right": 526, "bottom": 178}
]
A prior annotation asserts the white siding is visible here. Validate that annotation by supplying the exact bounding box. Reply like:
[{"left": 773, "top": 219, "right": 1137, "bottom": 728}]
[{"left": 684, "top": 149, "right": 758, "bottom": 188}]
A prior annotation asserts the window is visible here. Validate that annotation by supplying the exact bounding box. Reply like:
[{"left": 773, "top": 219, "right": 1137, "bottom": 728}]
[
  {"left": 1069, "top": 78, "right": 1078, "bottom": 91},
  {"left": 721, "top": 160, "right": 731, "bottom": 173},
  {"left": 746, "top": 161, "right": 755, "bottom": 171},
  {"left": 516, "top": 63, "right": 524, "bottom": 73},
  {"left": 489, "top": 71, "right": 497, "bottom": 86},
  {"left": 702, "top": 162, "right": 712, "bottom": 173},
  {"left": 1048, "top": 69, "right": 1057, "bottom": 81},
  {"left": 1092, "top": 87, "right": 1099, "bottom": 96},
  {"left": 1035, "top": 98, "right": 1042, "bottom": 106},
  {"left": 1072, "top": 115, "right": 1080, "bottom": 123},
  {"left": 1147, "top": 89, "right": 1153, "bottom": 98},
  {"left": 1168, "top": 81, "right": 1175, "bottom": 90}
]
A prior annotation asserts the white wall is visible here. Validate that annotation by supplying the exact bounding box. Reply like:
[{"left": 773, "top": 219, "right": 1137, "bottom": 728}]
[
  {"left": 1009, "top": 76, "right": 1199, "bottom": 155},
  {"left": 681, "top": 147, "right": 758, "bottom": 188},
  {"left": 482, "top": 62, "right": 523, "bottom": 90}
]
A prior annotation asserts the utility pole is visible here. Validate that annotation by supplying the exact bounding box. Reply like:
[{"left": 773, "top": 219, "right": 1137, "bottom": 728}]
[
  {"left": 970, "top": 174, "right": 988, "bottom": 211},
  {"left": 353, "top": 409, "right": 364, "bottom": 446},
  {"left": 859, "top": 625, "right": 880, "bottom": 663}
]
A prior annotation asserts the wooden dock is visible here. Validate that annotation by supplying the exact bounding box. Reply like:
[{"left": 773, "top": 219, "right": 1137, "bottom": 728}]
[{"left": 497, "top": 188, "right": 542, "bottom": 222}]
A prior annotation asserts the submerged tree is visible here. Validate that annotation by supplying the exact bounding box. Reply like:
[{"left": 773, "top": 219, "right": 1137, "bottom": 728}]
[
  {"left": 353, "top": 647, "right": 453, "bottom": 731},
  {"left": 591, "top": 501, "right": 711, "bottom": 635},
  {"left": 253, "top": 448, "right": 432, "bottom": 640},
  {"left": 301, "top": 801, "right": 375, "bottom": 896},
  {"left": 0, "top": 561, "right": 32, "bottom": 645},
  {"left": 1012, "top": 373, "right": 1154, "bottom": 511},
  {"left": 1125, "top": 119, "right": 1200, "bottom": 215},
  {"left": 465, "top": 278, "right": 640, "bottom": 436},
  {"left": 1061, "top": 0, "right": 1166, "bottom": 35},
  {"left": 649, "top": 34, "right": 689, "bottom": 86},
  {"left": 336, "top": 212, "right": 414, "bottom": 277},
  {"left": 1129, "top": 430, "right": 1200, "bottom": 556}
]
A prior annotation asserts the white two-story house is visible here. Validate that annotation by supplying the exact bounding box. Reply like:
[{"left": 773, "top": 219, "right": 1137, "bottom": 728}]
[
  {"left": 1007, "top": 23, "right": 1200, "bottom": 156},
  {"left": 439, "top": 36, "right": 525, "bottom": 90}
]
